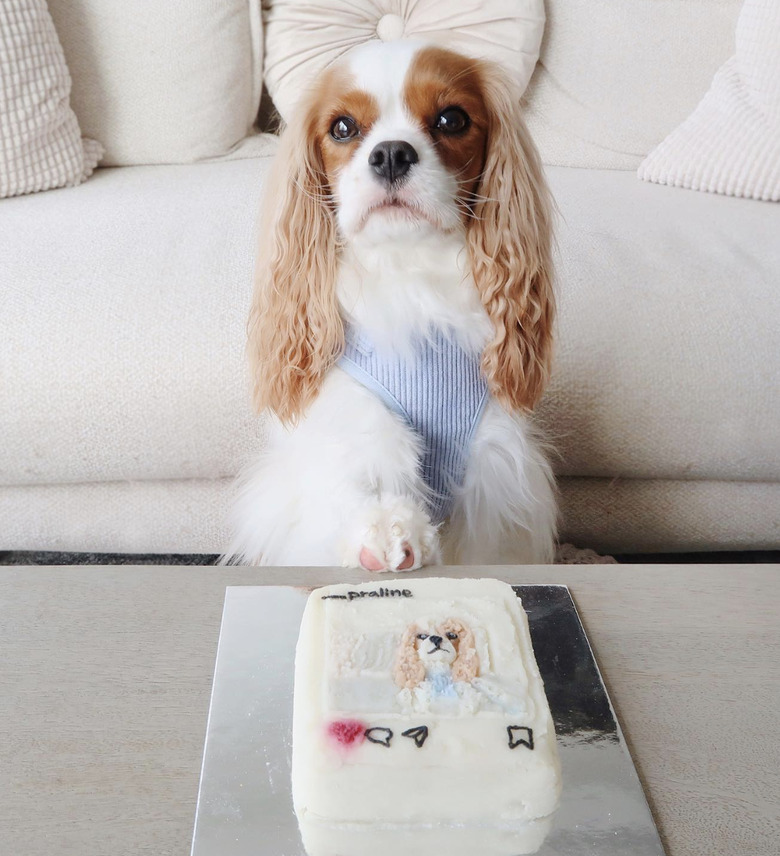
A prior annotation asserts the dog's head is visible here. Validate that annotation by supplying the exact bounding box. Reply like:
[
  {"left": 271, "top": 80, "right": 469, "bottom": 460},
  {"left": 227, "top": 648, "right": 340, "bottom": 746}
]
[
  {"left": 314, "top": 40, "right": 491, "bottom": 243},
  {"left": 394, "top": 618, "right": 480, "bottom": 689},
  {"left": 249, "top": 40, "right": 554, "bottom": 424}
]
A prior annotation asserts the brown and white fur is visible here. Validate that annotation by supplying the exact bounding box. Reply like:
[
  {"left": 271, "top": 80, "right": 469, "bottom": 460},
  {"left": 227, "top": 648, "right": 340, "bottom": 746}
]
[
  {"left": 226, "top": 40, "right": 557, "bottom": 570},
  {"left": 394, "top": 620, "right": 480, "bottom": 690}
]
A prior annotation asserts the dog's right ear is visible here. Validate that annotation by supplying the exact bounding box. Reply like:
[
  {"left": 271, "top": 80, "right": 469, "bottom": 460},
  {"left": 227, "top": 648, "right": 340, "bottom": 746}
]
[
  {"left": 247, "top": 84, "right": 344, "bottom": 426},
  {"left": 394, "top": 625, "right": 426, "bottom": 690}
]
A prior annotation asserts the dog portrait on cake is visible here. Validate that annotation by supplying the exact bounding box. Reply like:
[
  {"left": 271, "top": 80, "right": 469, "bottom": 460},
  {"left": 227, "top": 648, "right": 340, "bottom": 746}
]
[
  {"left": 392, "top": 616, "right": 530, "bottom": 715},
  {"left": 226, "top": 38, "right": 556, "bottom": 570},
  {"left": 394, "top": 619, "right": 480, "bottom": 690}
]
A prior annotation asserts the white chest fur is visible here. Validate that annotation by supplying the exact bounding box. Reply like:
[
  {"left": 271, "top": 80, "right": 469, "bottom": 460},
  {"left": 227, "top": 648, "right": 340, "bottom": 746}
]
[{"left": 336, "top": 231, "right": 491, "bottom": 357}]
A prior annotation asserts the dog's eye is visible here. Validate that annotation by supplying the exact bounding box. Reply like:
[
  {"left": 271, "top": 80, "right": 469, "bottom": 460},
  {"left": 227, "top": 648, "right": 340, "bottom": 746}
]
[
  {"left": 433, "top": 106, "right": 470, "bottom": 135},
  {"left": 446, "top": 632, "right": 458, "bottom": 641},
  {"left": 416, "top": 633, "right": 429, "bottom": 640},
  {"left": 330, "top": 116, "right": 359, "bottom": 141}
]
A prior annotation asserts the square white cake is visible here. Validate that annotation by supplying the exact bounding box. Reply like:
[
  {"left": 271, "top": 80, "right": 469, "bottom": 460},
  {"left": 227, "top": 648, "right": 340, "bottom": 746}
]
[{"left": 292, "top": 578, "right": 561, "bottom": 856}]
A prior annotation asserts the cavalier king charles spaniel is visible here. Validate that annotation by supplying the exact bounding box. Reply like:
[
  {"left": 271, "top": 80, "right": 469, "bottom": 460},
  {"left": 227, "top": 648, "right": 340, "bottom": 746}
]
[{"left": 226, "top": 39, "right": 556, "bottom": 570}]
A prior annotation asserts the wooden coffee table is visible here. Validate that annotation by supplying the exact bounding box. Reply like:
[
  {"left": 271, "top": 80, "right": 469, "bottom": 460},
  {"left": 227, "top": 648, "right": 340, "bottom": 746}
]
[{"left": 1, "top": 564, "right": 777, "bottom": 856}]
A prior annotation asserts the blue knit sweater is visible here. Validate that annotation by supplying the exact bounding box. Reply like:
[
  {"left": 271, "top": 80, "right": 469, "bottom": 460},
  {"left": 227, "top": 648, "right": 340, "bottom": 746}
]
[{"left": 338, "top": 325, "right": 488, "bottom": 524}]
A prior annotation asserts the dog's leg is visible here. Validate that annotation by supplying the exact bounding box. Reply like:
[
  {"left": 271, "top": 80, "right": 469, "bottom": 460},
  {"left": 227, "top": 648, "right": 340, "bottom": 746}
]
[
  {"left": 342, "top": 495, "right": 440, "bottom": 572},
  {"left": 226, "top": 372, "right": 440, "bottom": 569},
  {"left": 443, "top": 401, "right": 557, "bottom": 565}
]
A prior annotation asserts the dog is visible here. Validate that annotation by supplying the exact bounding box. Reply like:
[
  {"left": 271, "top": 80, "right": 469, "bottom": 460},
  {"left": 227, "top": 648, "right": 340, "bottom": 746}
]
[{"left": 226, "top": 39, "right": 557, "bottom": 570}]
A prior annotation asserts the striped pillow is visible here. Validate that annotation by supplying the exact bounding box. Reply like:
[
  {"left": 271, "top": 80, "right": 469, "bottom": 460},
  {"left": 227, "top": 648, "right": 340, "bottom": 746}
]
[
  {"left": 0, "top": 0, "right": 102, "bottom": 198},
  {"left": 638, "top": 0, "right": 780, "bottom": 202}
]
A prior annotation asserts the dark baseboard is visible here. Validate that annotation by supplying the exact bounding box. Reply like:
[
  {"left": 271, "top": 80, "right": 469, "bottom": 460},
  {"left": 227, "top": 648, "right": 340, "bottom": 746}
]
[
  {"left": 613, "top": 550, "right": 779, "bottom": 564},
  {"left": 0, "top": 551, "right": 221, "bottom": 566}
]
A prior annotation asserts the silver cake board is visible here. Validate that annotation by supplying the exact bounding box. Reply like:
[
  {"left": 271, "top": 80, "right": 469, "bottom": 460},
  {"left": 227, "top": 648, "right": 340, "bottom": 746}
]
[{"left": 191, "top": 585, "right": 665, "bottom": 856}]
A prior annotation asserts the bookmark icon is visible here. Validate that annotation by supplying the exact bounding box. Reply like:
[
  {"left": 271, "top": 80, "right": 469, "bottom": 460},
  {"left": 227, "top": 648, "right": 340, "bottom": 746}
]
[{"left": 507, "top": 726, "right": 534, "bottom": 750}]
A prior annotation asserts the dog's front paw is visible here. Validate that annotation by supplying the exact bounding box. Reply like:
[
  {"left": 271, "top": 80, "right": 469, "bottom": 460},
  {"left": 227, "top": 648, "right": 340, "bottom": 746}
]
[{"left": 345, "top": 498, "right": 440, "bottom": 573}]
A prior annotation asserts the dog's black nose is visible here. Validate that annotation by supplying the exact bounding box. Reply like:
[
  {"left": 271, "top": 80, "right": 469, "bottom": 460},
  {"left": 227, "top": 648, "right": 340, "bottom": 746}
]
[
  {"left": 429, "top": 635, "right": 443, "bottom": 648},
  {"left": 368, "top": 140, "right": 418, "bottom": 185}
]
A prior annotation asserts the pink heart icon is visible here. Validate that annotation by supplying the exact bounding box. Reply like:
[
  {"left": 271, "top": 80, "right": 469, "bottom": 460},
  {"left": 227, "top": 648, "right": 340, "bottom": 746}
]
[{"left": 327, "top": 719, "right": 367, "bottom": 748}]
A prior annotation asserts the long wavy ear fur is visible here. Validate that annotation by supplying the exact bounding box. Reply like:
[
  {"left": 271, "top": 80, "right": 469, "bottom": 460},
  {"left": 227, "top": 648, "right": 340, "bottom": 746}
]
[
  {"left": 247, "top": 87, "right": 343, "bottom": 425},
  {"left": 467, "top": 61, "right": 555, "bottom": 413},
  {"left": 442, "top": 619, "right": 480, "bottom": 683},
  {"left": 394, "top": 625, "right": 426, "bottom": 690}
]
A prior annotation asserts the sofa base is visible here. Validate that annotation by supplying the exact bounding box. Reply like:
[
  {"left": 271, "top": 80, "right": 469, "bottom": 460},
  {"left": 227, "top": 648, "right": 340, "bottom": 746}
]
[
  {"left": 1, "top": 477, "right": 777, "bottom": 557},
  {"left": 558, "top": 477, "right": 779, "bottom": 553}
]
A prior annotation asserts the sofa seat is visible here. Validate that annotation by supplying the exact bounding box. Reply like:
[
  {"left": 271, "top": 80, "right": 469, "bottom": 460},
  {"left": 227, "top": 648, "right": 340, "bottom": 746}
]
[
  {"left": 1, "top": 159, "right": 777, "bottom": 553},
  {"left": 540, "top": 166, "right": 780, "bottom": 483},
  {"left": 0, "top": 159, "right": 268, "bottom": 488}
]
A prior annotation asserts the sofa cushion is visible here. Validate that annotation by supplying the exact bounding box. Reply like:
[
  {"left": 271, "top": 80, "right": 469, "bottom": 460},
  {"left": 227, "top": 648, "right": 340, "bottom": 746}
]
[
  {"left": 47, "top": 0, "right": 263, "bottom": 166},
  {"left": 263, "top": 0, "right": 545, "bottom": 122},
  {"left": 2, "top": 476, "right": 777, "bottom": 554},
  {"left": 524, "top": 0, "right": 744, "bottom": 169},
  {"left": 538, "top": 166, "right": 780, "bottom": 481},
  {"left": 638, "top": 0, "right": 780, "bottom": 202},
  {"left": 0, "top": 160, "right": 777, "bottom": 489}
]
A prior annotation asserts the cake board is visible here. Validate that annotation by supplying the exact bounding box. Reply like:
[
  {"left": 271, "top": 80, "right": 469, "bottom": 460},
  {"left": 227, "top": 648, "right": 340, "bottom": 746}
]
[{"left": 191, "top": 584, "right": 665, "bottom": 855}]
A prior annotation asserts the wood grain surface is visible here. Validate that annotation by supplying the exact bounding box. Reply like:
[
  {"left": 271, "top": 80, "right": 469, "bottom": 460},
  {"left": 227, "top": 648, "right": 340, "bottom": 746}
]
[{"left": 0, "top": 565, "right": 778, "bottom": 856}]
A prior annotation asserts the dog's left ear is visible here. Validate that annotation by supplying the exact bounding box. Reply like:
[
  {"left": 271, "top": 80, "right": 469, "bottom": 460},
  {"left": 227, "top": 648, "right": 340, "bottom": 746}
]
[{"left": 467, "top": 61, "right": 555, "bottom": 413}]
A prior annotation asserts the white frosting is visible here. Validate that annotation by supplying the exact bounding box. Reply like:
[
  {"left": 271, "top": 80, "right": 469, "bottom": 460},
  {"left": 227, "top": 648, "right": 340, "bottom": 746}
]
[{"left": 292, "top": 578, "right": 561, "bottom": 855}]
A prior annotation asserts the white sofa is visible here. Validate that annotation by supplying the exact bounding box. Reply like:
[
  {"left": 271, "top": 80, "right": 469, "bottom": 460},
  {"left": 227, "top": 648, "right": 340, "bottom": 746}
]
[{"left": 1, "top": 1, "right": 778, "bottom": 557}]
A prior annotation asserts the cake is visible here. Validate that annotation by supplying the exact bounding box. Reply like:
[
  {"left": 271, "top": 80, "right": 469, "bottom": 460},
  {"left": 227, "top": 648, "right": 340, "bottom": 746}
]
[{"left": 291, "top": 578, "right": 561, "bottom": 856}]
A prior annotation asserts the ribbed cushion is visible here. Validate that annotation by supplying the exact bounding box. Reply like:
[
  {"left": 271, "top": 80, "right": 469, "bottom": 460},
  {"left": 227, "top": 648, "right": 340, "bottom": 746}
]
[
  {"left": 0, "top": 0, "right": 102, "bottom": 198},
  {"left": 262, "top": 0, "right": 544, "bottom": 121},
  {"left": 638, "top": 0, "right": 780, "bottom": 201}
]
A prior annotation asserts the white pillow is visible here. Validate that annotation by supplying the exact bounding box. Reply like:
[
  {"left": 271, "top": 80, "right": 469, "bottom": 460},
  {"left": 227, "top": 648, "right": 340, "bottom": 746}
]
[
  {"left": 262, "top": 0, "right": 545, "bottom": 122},
  {"left": 638, "top": 0, "right": 780, "bottom": 202},
  {"left": 522, "top": 0, "right": 744, "bottom": 169},
  {"left": 0, "top": 0, "right": 102, "bottom": 198},
  {"left": 47, "top": 1, "right": 263, "bottom": 166}
]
